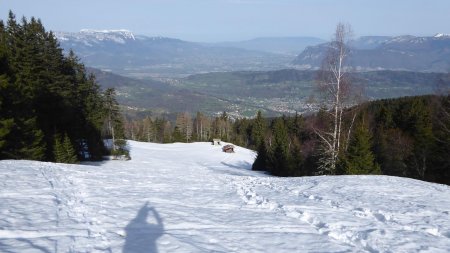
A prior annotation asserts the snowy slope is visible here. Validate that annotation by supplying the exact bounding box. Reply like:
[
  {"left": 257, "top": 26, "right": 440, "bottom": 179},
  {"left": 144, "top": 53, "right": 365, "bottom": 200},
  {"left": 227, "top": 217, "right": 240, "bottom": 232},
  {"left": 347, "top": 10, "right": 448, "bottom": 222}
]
[{"left": 1, "top": 141, "right": 450, "bottom": 252}]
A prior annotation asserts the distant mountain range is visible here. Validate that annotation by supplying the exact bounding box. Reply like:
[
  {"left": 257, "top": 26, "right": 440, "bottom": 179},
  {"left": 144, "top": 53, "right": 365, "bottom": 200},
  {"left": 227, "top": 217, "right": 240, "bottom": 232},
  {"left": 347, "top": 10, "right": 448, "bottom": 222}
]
[
  {"left": 293, "top": 34, "right": 450, "bottom": 72},
  {"left": 56, "top": 30, "right": 450, "bottom": 78},
  {"left": 55, "top": 30, "right": 298, "bottom": 78},
  {"left": 58, "top": 30, "right": 448, "bottom": 117}
]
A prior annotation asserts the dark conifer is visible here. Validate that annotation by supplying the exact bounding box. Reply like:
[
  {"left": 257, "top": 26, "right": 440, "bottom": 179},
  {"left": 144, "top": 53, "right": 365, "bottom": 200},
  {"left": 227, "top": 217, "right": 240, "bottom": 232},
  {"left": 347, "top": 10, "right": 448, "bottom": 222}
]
[
  {"left": 252, "top": 140, "right": 267, "bottom": 171},
  {"left": 251, "top": 111, "right": 265, "bottom": 149},
  {"left": 0, "top": 11, "right": 114, "bottom": 161},
  {"left": 54, "top": 133, "right": 78, "bottom": 164},
  {"left": 267, "top": 118, "right": 292, "bottom": 176},
  {"left": 62, "top": 134, "right": 78, "bottom": 164},
  {"left": 343, "top": 117, "right": 381, "bottom": 175}
]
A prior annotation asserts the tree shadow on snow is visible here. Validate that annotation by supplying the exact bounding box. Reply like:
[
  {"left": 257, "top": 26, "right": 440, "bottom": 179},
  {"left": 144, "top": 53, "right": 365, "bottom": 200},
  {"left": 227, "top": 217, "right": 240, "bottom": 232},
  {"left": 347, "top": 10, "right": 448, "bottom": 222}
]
[
  {"left": 207, "top": 161, "right": 258, "bottom": 176},
  {"left": 221, "top": 161, "right": 252, "bottom": 170},
  {"left": 123, "top": 202, "right": 164, "bottom": 253}
]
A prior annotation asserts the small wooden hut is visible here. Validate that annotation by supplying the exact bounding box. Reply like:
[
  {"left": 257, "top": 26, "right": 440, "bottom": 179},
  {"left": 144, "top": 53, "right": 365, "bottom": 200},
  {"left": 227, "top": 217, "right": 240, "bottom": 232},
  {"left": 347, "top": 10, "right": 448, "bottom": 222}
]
[
  {"left": 222, "top": 144, "right": 235, "bottom": 153},
  {"left": 212, "top": 139, "right": 221, "bottom": 145}
]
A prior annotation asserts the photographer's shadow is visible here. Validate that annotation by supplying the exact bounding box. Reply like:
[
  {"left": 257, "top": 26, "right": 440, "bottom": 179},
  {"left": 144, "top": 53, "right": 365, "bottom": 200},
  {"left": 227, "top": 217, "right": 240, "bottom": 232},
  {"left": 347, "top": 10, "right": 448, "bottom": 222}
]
[{"left": 123, "top": 202, "right": 164, "bottom": 253}]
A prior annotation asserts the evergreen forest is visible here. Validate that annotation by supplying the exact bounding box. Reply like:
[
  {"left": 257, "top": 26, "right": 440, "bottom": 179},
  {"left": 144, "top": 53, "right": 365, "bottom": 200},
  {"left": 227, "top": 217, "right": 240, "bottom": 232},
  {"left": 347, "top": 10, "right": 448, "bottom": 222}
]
[
  {"left": 0, "top": 12, "right": 125, "bottom": 163},
  {"left": 124, "top": 95, "right": 450, "bottom": 185}
]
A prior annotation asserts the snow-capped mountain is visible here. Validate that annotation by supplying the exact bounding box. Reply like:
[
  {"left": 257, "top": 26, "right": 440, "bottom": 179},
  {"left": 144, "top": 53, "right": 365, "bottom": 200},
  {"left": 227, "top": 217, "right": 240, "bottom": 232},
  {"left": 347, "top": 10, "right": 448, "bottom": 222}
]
[
  {"left": 1, "top": 141, "right": 450, "bottom": 252},
  {"left": 434, "top": 33, "right": 450, "bottom": 38},
  {"left": 56, "top": 29, "right": 135, "bottom": 46},
  {"left": 55, "top": 29, "right": 156, "bottom": 45},
  {"left": 292, "top": 35, "right": 450, "bottom": 72}
]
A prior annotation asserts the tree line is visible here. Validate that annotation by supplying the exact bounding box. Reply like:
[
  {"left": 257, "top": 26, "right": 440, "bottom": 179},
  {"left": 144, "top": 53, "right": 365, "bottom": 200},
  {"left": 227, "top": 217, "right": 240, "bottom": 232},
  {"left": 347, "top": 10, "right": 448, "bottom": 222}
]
[
  {"left": 0, "top": 12, "right": 126, "bottom": 163},
  {"left": 124, "top": 95, "right": 449, "bottom": 185},
  {"left": 124, "top": 111, "right": 234, "bottom": 144},
  {"left": 253, "top": 95, "right": 450, "bottom": 185}
]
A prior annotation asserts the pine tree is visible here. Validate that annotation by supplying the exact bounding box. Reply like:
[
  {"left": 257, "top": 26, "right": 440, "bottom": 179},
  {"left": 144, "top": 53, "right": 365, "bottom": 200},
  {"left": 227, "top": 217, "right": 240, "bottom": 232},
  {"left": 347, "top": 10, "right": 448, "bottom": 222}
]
[
  {"left": 289, "top": 137, "right": 304, "bottom": 176},
  {"left": 62, "top": 134, "right": 78, "bottom": 164},
  {"left": 53, "top": 134, "right": 65, "bottom": 163},
  {"left": 266, "top": 118, "right": 292, "bottom": 176},
  {"left": 172, "top": 126, "right": 183, "bottom": 142},
  {"left": 343, "top": 119, "right": 380, "bottom": 175},
  {"left": 0, "top": 22, "right": 14, "bottom": 158},
  {"left": 0, "top": 119, "right": 12, "bottom": 151},
  {"left": 252, "top": 140, "right": 268, "bottom": 171},
  {"left": 15, "top": 118, "right": 46, "bottom": 160},
  {"left": 54, "top": 134, "right": 78, "bottom": 164},
  {"left": 103, "top": 88, "right": 126, "bottom": 151},
  {"left": 163, "top": 121, "right": 172, "bottom": 143},
  {"left": 0, "top": 12, "right": 108, "bottom": 161},
  {"left": 407, "top": 98, "right": 434, "bottom": 179},
  {"left": 251, "top": 111, "right": 265, "bottom": 149},
  {"left": 432, "top": 95, "right": 450, "bottom": 184}
]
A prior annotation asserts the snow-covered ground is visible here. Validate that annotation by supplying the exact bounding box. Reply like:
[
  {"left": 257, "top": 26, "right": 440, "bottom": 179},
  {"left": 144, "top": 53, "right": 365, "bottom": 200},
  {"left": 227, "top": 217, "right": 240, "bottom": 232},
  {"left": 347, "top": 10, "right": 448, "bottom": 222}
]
[{"left": 1, "top": 141, "right": 450, "bottom": 252}]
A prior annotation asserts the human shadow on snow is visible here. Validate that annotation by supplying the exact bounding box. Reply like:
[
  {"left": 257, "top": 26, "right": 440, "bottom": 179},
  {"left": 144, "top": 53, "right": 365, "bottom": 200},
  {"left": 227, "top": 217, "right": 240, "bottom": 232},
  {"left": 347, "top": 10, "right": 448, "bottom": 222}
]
[{"left": 123, "top": 202, "right": 164, "bottom": 253}]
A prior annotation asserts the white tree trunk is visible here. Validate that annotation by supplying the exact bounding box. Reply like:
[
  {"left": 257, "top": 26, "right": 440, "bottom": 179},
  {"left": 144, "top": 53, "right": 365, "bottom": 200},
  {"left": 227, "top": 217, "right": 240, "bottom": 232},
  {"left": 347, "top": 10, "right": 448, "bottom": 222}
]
[{"left": 315, "top": 23, "right": 353, "bottom": 174}]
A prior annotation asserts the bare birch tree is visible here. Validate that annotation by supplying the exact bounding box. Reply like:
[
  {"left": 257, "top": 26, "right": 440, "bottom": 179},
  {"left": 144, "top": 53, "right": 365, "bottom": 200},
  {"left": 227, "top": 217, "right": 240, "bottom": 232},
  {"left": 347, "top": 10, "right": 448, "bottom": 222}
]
[
  {"left": 176, "top": 112, "right": 193, "bottom": 143},
  {"left": 315, "top": 23, "right": 355, "bottom": 174},
  {"left": 195, "top": 112, "right": 210, "bottom": 141},
  {"left": 142, "top": 116, "right": 155, "bottom": 142}
]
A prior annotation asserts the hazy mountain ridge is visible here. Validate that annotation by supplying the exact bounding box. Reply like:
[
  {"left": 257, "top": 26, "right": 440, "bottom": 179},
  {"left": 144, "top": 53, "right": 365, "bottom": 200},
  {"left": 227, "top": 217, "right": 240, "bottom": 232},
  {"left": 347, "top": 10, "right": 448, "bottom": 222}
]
[
  {"left": 293, "top": 35, "right": 450, "bottom": 72},
  {"left": 209, "top": 36, "right": 325, "bottom": 55},
  {"left": 349, "top": 36, "right": 392, "bottom": 49},
  {"left": 55, "top": 31, "right": 450, "bottom": 77},
  {"left": 55, "top": 30, "right": 292, "bottom": 78}
]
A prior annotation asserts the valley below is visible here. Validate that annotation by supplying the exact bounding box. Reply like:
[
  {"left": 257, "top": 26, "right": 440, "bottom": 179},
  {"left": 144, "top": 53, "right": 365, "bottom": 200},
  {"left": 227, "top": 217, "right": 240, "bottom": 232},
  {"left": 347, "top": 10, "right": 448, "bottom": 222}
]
[{"left": 91, "top": 68, "right": 447, "bottom": 118}]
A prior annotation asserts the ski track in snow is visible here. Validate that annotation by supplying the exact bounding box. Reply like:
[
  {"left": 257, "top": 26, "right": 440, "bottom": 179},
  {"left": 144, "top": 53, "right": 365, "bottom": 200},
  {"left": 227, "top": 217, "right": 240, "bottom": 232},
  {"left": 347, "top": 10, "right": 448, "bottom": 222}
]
[{"left": 1, "top": 140, "right": 450, "bottom": 252}]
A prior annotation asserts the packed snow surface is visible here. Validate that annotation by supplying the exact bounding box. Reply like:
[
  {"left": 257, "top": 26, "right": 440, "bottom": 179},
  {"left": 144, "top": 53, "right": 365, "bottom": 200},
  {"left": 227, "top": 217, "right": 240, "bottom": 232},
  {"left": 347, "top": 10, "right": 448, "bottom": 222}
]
[{"left": 1, "top": 141, "right": 450, "bottom": 252}]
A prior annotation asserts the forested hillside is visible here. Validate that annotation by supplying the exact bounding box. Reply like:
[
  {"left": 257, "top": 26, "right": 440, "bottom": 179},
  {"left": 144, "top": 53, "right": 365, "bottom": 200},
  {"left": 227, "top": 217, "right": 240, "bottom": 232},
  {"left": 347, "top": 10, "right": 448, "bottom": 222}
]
[
  {"left": 0, "top": 12, "right": 124, "bottom": 162},
  {"left": 124, "top": 95, "right": 450, "bottom": 185}
]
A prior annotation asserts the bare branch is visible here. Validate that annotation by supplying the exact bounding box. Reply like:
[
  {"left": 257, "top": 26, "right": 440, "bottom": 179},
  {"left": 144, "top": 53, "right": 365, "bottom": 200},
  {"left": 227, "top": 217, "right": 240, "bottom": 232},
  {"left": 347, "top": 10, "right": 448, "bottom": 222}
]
[{"left": 314, "top": 22, "right": 354, "bottom": 174}]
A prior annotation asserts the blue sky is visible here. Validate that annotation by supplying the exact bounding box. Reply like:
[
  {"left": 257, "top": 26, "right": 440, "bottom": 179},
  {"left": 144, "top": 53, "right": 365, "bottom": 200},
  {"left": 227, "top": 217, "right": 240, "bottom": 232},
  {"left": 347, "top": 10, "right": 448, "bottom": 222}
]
[{"left": 1, "top": 0, "right": 449, "bottom": 42}]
